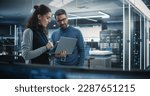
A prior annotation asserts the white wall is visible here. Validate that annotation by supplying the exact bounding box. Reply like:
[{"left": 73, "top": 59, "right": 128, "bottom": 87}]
[{"left": 76, "top": 26, "right": 102, "bottom": 42}]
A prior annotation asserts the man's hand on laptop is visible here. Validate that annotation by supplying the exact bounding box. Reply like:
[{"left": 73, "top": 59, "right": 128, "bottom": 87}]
[{"left": 55, "top": 50, "right": 66, "bottom": 57}]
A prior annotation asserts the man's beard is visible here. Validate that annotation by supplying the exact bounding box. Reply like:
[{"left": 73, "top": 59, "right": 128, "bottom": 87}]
[{"left": 60, "top": 24, "right": 67, "bottom": 29}]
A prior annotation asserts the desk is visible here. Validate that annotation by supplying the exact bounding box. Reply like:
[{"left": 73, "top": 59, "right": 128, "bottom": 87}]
[{"left": 0, "top": 62, "right": 149, "bottom": 79}]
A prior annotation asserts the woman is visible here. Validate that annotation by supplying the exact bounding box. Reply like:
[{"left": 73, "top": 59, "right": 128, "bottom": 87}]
[{"left": 21, "top": 4, "right": 53, "bottom": 64}]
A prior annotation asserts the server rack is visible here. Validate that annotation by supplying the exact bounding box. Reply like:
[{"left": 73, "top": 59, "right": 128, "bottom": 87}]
[{"left": 100, "top": 30, "right": 123, "bottom": 68}]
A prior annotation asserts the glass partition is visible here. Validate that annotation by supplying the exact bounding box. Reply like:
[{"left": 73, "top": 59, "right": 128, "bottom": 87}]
[
  {"left": 47, "top": 0, "right": 150, "bottom": 71},
  {"left": 123, "top": 0, "right": 150, "bottom": 71},
  {"left": 63, "top": 0, "right": 124, "bottom": 70}
]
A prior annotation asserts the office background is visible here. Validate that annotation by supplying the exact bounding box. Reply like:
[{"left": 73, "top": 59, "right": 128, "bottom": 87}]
[{"left": 0, "top": 0, "right": 150, "bottom": 78}]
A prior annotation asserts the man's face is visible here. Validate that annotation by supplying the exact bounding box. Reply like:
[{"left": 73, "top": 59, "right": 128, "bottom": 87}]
[{"left": 56, "top": 14, "right": 68, "bottom": 29}]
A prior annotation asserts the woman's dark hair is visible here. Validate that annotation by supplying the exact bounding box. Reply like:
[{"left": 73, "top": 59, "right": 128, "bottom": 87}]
[
  {"left": 54, "top": 9, "right": 67, "bottom": 19},
  {"left": 26, "top": 4, "right": 51, "bottom": 34}
]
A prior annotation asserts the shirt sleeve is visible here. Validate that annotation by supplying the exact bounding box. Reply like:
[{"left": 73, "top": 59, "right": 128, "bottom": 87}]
[{"left": 21, "top": 28, "right": 47, "bottom": 60}]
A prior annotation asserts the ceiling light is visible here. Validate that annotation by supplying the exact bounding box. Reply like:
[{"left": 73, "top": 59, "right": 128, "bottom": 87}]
[
  {"left": 49, "top": 0, "right": 74, "bottom": 8},
  {"left": 68, "top": 11, "right": 110, "bottom": 20},
  {"left": 68, "top": 14, "right": 97, "bottom": 22},
  {"left": 68, "top": 15, "right": 110, "bottom": 19},
  {"left": 98, "top": 11, "right": 110, "bottom": 18}
]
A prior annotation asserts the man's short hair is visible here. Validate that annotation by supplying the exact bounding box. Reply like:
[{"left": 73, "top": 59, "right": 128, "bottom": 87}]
[{"left": 55, "top": 9, "right": 67, "bottom": 19}]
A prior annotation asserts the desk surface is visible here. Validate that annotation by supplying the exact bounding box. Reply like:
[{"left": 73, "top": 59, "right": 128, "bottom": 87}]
[{"left": 0, "top": 62, "right": 150, "bottom": 79}]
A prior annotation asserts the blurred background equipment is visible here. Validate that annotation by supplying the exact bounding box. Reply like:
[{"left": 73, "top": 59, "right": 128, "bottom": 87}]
[{"left": 100, "top": 29, "right": 123, "bottom": 68}]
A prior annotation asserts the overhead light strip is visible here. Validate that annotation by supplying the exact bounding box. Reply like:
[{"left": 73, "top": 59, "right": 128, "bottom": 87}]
[
  {"left": 68, "top": 10, "right": 110, "bottom": 20},
  {"left": 68, "top": 14, "right": 97, "bottom": 22},
  {"left": 68, "top": 15, "right": 110, "bottom": 19},
  {"left": 49, "top": 0, "right": 74, "bottom": 8}
]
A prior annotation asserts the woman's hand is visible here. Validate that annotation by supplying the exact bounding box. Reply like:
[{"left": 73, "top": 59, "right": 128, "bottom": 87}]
[{"left": 46, "top": 41, "right": 53, "bottom": 50}]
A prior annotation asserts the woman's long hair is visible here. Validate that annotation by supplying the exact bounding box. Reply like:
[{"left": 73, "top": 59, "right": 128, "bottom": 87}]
[{"left": 26, "top": 4, "right": 51, "bottom": 35}]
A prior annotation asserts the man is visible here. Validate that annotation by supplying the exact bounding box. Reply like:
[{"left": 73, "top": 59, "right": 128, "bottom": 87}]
[{"left": 51, "top": 9, "right": 85, "bottom": 66}]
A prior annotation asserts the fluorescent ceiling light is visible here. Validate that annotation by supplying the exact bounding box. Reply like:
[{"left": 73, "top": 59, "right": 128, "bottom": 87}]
[
  {"left": 49, "top": 0, "right": 74, "bottom": 8},
  {"left": 68, "top": 11, "right": 110, "bottom": 20},
  {"left": 68, "top": 14, "right": 97, "bottom": 22},
  {"left": 68, "top": 15, "right": 110, "bottom": 19},
  {"left": 98, "top": 11, "right": 110, "bottom": 18},
  {"left": 68, "top": 15, "right": 110, "bottom": 20}
]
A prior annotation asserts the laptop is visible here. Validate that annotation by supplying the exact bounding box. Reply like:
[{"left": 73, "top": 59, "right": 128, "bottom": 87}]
[{"left": 55, "top": 37, "right": 77, "bottom": 54}]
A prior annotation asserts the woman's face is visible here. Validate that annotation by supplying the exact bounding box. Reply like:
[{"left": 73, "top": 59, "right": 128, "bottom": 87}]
[{"left": 38, "top": 12, "right": 52, "bottom": 28}]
